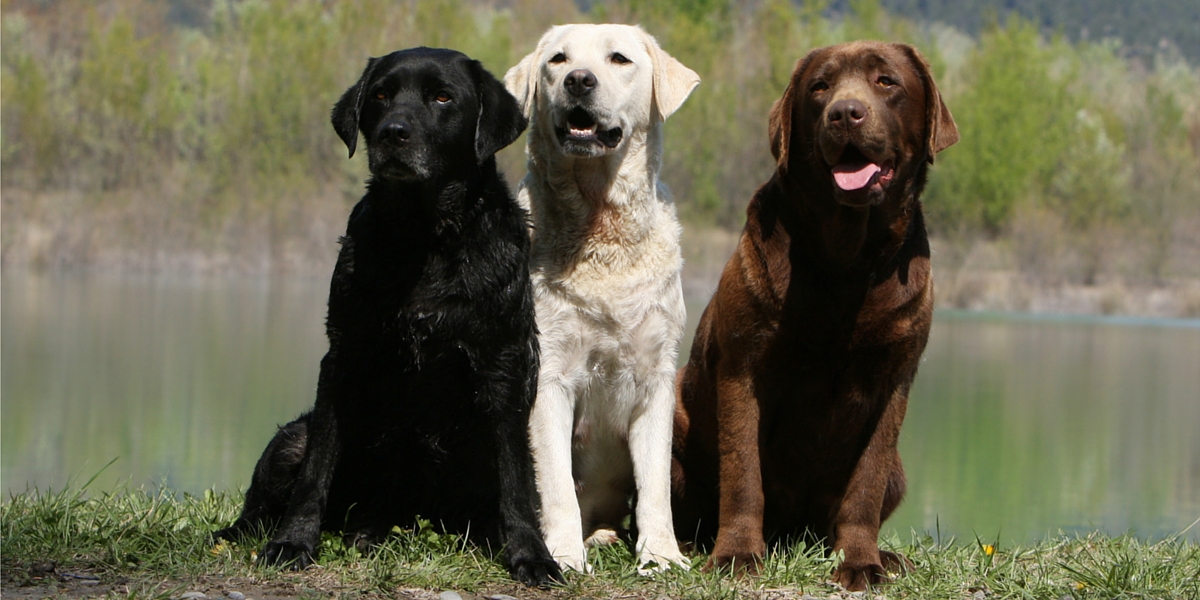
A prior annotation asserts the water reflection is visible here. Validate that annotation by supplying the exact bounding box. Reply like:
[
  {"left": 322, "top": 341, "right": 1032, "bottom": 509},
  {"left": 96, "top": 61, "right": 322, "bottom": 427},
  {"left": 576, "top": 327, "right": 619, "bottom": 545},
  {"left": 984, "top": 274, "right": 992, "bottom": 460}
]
[{"left": 3, "top": 271, "right": 1198, "bottom": 542}]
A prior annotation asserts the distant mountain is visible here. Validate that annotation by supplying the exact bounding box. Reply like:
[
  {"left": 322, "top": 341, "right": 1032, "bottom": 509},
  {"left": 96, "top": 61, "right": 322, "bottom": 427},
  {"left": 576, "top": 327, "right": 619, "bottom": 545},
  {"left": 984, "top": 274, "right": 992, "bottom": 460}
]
[{"left": 833, "top": 0, "right": 1200, "bottom": 63}]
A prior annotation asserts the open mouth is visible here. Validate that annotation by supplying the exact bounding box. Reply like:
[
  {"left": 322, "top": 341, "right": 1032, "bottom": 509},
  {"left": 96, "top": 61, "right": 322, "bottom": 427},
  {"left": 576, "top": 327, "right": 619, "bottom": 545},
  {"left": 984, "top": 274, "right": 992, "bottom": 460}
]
[
  {"left": 556, "top": 107, "right": 622, "bottom": 149},
  {"left": 831, "top": 146, "right": 894, "bottom": 192}
]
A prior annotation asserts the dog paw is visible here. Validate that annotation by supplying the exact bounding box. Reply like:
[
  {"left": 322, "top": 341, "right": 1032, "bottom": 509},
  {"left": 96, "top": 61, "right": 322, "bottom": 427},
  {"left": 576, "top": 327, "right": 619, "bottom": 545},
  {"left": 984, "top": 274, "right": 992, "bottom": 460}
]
[
  {"left": 258, "top": 539, "right": 316, "bottom": 570},
  {"left": 879, "top": 549, "right": 914, "bottom": 574},
  {"left": 211, "top": 524, "right": 245, "bottom": 544},
  {"left": 636, "top": 537, "right": 691, "bottom": 575},
  {"left": 342, "top": 529, "right": 388, "bottom": 554},
  {"left": 509, "top": 555, "right": 564, "bottom": 588},
  {"left": 831, "top": 560, "right": 886, "bottom": 591},
  {"left": 546, "top": 539, "right": 590, "bottom": 573},
  {"left": 584, "top": 528, "right": 620, "bottom": 548},
  {"left": 705, "top": 536, "right": 766, "bottom": 575},
  {"left": 504, "top": 532, "right": 565, "bottom": 588},
  {"left": 704, "top": 548, "right": 764, "bottom": 575}
]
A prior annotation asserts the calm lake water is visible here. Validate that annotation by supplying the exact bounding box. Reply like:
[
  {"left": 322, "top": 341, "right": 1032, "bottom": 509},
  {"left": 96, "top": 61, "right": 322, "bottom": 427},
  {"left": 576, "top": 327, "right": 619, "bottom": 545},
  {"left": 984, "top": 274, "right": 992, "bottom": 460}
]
[{"left": 3, "top": 270, "right": 1198, "bottom": 543}]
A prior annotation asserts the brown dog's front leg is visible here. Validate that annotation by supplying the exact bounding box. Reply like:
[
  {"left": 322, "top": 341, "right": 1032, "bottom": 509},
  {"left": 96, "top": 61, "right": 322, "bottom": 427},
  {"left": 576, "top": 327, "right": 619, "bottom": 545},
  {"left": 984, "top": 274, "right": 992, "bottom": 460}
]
[
  {"left": 707, "top": 372, "right": 768, "bottom": 573},
  {"left": 830, "top": 387, "right": 909, "bottom": 591}
]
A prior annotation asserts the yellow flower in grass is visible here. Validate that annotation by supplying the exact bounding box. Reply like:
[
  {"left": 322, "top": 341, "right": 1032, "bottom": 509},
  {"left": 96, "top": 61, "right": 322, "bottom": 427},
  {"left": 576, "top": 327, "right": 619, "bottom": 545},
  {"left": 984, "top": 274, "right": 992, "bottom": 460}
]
[
  {"left": 210, "top": 540, "right": 228, "bottom": 556},
  {"left": 982, "top": 544, "right": 995, "bottom": 556},
  {"left": 1075, "top": 581, "right": 1087, "bottom": 591}
]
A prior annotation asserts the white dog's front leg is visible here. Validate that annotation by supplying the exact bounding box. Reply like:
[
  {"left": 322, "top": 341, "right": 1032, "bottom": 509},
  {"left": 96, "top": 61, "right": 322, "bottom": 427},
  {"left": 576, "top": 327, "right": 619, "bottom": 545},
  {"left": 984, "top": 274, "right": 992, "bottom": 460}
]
[
  {"left": 629, "top": 372, "right": 690, "bottom": 574},
  {"left": 528, "top": 379, "right": 589, "bottom": 573}
]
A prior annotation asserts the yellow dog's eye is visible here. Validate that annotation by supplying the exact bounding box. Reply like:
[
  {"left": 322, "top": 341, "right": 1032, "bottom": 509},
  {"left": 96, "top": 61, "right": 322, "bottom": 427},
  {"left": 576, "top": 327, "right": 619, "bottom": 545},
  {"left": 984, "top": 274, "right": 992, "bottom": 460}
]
[
  {"left": 549, "top": 52, "right": 567, "bottom": 64},
  {"left": 611, "top": 52, "right": 631, "bottom": 65},
  {"left": 435, "top": 91, "right": 452, "bottom": 103}
]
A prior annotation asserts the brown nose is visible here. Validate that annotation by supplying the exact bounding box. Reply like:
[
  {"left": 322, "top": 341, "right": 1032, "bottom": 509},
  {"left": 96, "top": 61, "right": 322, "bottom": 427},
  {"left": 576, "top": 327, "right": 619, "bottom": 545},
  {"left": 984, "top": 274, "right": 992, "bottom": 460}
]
[
  {"left": 564, "top": 70, "right": 597, "bottom": 97},
  {"left": 828, "top": 99, "right": 868, "bottom": 129}
]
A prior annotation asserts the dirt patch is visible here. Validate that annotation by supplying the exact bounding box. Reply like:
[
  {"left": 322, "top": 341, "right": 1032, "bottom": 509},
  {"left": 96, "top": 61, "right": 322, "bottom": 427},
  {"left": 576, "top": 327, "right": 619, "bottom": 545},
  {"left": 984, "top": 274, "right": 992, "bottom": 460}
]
[{"left": 0, "top": 561, "right": 562, "bottom": 600}]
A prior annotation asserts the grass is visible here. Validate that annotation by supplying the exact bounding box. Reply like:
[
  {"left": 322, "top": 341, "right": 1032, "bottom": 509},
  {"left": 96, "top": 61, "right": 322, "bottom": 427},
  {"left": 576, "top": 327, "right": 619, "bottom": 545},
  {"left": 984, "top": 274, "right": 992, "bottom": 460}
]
[{"left": 2, "top": 484, "right": 1198, "bottom": 599}]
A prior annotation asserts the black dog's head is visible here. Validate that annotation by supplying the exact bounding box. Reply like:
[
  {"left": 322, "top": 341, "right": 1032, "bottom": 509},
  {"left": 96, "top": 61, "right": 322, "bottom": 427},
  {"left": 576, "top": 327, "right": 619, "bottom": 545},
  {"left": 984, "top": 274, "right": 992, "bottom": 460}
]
[{"left": 332, "top": 47, "right": 527, "bottom": 183}]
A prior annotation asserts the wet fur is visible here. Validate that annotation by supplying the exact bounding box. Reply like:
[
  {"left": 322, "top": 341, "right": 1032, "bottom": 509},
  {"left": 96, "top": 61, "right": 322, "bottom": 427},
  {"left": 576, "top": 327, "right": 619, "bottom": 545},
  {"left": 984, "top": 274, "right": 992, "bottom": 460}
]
[{"left": 213, "top": 47, "right": 560, "bottom": 587}]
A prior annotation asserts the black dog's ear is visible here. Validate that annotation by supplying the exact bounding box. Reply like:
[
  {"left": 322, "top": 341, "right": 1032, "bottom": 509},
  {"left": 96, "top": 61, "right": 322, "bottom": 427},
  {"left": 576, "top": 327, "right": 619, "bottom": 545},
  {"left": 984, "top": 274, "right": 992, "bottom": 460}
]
[
  {"left": 469, "top": 60, "right": 528, "bottom": 163},
  {"left": 331, "top": 56, "right": 380, "bottom": 159}
]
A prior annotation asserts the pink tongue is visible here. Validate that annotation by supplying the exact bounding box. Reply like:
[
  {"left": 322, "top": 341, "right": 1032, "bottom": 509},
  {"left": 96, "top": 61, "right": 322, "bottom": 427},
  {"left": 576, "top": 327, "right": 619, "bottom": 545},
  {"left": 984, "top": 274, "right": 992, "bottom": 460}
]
[{"left": 832, "top": 162, "right": 881, "bottom": 190}]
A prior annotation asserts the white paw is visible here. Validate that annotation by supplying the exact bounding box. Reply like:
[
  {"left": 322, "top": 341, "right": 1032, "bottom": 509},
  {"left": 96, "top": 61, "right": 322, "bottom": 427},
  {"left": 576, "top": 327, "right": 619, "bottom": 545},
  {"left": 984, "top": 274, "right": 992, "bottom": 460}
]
[
  {"left": 584, "top": 528, "right": 620, "bottom": 548},
  {"left": 547, "top": 539, "right": 590, "bottom": 574},
  {"left": 636, "top": 538, "right": 690, "bottom": 575}
]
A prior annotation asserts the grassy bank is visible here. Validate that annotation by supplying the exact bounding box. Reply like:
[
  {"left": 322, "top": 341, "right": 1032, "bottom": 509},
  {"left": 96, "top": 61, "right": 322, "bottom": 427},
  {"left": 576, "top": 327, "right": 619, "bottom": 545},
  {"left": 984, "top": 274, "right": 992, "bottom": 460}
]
[{"left": 2, "top": 485, "right": 1197, "bottom": 599}]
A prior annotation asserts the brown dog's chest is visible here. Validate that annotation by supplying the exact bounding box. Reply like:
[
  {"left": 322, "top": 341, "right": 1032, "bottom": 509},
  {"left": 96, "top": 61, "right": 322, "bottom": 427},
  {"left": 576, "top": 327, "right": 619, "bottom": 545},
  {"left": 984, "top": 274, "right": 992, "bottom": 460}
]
[{"left": 745, "top": 242, "right": 932, "bottom": 494}]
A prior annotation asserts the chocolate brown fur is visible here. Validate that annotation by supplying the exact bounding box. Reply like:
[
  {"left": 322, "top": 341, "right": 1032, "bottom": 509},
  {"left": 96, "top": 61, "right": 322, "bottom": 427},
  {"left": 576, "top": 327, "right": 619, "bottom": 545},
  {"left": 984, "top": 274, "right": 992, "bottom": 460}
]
[{"left": 671, "top": 42, "right": 957, "bottom": 591}]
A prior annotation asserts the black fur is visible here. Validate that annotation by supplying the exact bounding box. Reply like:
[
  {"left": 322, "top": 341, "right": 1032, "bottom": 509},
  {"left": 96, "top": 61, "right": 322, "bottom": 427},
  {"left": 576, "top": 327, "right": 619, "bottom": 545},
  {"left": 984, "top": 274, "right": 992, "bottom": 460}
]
[{"left": 214, "top": 47, "right": 560, "bottom": 587}]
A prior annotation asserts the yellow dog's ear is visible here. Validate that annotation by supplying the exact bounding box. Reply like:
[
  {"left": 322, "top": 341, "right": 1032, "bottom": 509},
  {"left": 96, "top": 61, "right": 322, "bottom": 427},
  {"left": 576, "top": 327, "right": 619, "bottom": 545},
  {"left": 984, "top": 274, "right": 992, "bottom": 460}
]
[
  {"left": 894, "top": 43, "right": 958, "bottom": 164},
  {"left": 505, "top": 31, "right": 553, "bottom": 119},
  {"left": 638, "top": 27, "right": 700, "bottom": 121}
]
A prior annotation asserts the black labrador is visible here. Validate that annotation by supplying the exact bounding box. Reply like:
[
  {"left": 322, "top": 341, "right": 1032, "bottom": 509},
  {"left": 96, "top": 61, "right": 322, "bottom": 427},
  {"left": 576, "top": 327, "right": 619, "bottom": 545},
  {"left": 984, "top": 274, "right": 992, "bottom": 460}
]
[{"left": 214, "top": 47, "right": 560, "bottom": 587}]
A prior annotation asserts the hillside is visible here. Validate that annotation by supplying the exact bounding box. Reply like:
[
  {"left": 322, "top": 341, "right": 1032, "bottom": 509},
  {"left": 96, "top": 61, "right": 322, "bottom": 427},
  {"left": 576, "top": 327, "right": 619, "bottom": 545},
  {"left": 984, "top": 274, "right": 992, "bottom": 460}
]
[{"left": 835, "top": 0, "right": 1200, "bottom": 62}]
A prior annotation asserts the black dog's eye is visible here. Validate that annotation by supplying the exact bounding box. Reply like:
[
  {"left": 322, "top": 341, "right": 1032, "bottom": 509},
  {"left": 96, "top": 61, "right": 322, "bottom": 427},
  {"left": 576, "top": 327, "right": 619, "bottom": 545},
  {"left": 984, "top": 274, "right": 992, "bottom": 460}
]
[
  {"left": 611, "top": 52, "right": 631, "bottom": 65},
  {"left": 549, "top": 52, "right": 567, "bottom": 64},
  {"left": 810, "top": 81, "right": 829, "bottom": 93},
  {"left": 434, "top": 91, "right": 452, "bottom": 103},
  {"left": 372, "top": 88, "right": 387, "bottom": 101},
  {"left": 877, "top": 75, "right": 898, "bottom": 88}
]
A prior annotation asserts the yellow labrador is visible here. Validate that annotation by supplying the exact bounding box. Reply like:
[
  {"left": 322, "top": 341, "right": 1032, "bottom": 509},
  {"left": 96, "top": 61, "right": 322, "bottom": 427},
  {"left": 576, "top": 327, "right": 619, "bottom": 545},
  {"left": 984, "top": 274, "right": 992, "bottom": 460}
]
[{"left": 505, "top": 24, "right": 699, "bottom": 574}]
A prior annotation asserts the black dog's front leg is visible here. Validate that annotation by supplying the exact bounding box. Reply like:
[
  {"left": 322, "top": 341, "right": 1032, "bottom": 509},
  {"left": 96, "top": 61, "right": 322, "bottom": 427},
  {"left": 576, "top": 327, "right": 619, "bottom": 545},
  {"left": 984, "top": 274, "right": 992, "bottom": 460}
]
[
  {"left": 489, "top": 345, "right": 563, "bottom": 587},
  {"left": 213, "top": 415, "right": 311, "bottom": 543},
  {"left": 258, "top": 355, "right": 342, "bottom": 569}
]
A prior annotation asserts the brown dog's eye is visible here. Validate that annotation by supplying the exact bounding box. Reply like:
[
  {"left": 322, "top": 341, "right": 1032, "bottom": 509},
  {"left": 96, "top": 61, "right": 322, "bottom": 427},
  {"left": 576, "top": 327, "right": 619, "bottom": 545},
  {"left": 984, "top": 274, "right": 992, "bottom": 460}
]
[
  {"left": 877, "top": 75, "right": 898, "bottom": 87},
  {"left": 435, "top": 91, "right": 452, "bottom": 103},
  {"left": 549, "top": 52, "right": 567, "bottom": 64},
  {"left": 611, "top": 52, "right": 631, "bottom": 65},
  {"left": 810, "top": 81, "right": 829, "bottom": 93}
]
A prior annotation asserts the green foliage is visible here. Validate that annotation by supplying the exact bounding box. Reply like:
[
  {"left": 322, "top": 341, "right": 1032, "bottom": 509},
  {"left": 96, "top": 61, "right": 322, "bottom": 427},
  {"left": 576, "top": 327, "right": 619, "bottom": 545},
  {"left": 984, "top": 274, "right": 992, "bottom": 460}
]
[
  {"left": 1, "top": 0, "right": 1198, "bottom": 274},
  {"left": 925, "top": 18, "right": 1076, "bottom": 234},
  {"left": 854, "top": 0, "right": 1200, "bottom": 64}
]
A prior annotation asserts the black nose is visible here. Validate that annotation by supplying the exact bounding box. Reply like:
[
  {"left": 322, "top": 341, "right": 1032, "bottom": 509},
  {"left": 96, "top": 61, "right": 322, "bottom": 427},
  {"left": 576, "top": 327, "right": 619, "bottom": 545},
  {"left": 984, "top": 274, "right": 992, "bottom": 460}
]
[
  {"left": 564, "top": 69, "right": 597, "bottom": 97},
  {"left": 381, "top": 120, "right": 411, "bottom": 142},
  {"left": 828, "top": 99, "right": 868, "bottom": 129}
]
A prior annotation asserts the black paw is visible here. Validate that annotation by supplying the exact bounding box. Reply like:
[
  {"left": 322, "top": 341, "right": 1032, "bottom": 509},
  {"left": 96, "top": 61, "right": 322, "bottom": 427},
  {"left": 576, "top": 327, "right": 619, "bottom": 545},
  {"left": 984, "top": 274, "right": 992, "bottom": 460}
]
[
  {"left": 211, "top": 525, "right": 244, "bottom": 544},
  {"left": 505, "top": 536, "right": 563, "bottom": 588},
  {"left": 509, "top": 555, "right": 563, "bottom": 588},
  {"left": 212, "top": 517, "right": 264, "bottom": 544},
  {"left": 343, "top": 528, "right": 387, "bottom": 554},
  {"left": 258, "top": 539, "right": 316, "bottom": 570}
]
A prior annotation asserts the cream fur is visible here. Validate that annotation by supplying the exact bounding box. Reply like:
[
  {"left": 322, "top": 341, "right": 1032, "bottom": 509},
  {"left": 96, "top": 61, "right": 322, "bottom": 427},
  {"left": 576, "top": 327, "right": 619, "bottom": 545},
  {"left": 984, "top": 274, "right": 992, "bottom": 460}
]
[{"left": 505, "top": 24, "right": 699, "bottom": 575}]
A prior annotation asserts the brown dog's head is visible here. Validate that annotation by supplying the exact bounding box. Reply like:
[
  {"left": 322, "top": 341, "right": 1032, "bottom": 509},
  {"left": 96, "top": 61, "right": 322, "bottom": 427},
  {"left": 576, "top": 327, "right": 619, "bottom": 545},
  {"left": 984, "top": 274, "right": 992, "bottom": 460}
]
[{"left": 769, "top": 42, "right": 958, "bottom": 208}]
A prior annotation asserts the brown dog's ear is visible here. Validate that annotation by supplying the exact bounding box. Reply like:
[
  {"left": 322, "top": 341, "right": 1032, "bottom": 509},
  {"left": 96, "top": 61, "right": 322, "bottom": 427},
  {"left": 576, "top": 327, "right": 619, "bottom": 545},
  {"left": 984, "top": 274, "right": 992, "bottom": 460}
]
[
  {"left": 769, "top": 51, "right": 818, "bottom": 174},
  {"left": 768, "top": 69, "right": 797, "bottom": 172},
  {"left": 895, "top": 44, "right": 959, "bottom": 164},
  {"left": 331, "top": 56, "right": 380, "bottom": 159},
  {"left": 469, "top": 60, "right": 528, "bottom": 162},
  {"left": 639, "top": 27, "right": 700, "bottom": 121}
]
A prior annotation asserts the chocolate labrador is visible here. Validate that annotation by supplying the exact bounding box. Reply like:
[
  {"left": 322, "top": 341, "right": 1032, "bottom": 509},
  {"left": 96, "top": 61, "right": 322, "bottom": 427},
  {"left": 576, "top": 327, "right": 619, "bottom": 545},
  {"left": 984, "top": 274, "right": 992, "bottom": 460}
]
[
  {"left": 670, "top": 41, "right": 958, "bottom": 591},
  {"left": 213, "top": 47, "right": 560, "bottom": 587}
]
